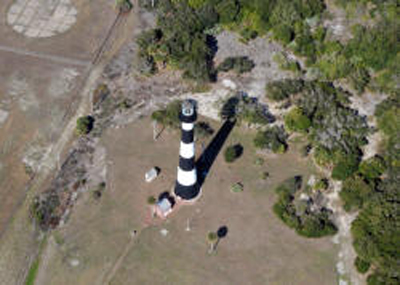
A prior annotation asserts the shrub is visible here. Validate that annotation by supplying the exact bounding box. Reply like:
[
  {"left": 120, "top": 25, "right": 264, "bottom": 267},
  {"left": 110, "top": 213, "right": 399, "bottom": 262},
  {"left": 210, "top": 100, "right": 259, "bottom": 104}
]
[
  {"left": 340, "top": 175, "right": 373, "bottom": 211},
  {"left": 239, "top": 28, "right": 258, "bottom": 43},
  {"left": 314, "top": 178, "right": 329, "bottom": 190},
  {"left": 218, "top": 56, "right": 255, "bottom": 74},
  {"left": 137, "top": 52, "right": 157, "bottom": 75},
  {"left": 359, "top": 156, "right": 386, "bottom": 180},
  {"left": 273, "top": 177, "right": 337, "bottom": 238},
  {"left": 151, "top": 100, "right": 181, "bottom": 129},
  {"left": 265, "top": 79, "right": 304, "bottom": 101},
  {"left": 355, "top": 256, "right": 371, "bottom": 274},
  {"left": 147, "top": 196, "right": 157, "bottom": 205},
  {"left": 253, "top": 126, "right": 288, "bottom": 153},
  {"left": 273, "top": 24, "right": 294, "bottom": 44},
  {"left": 115, "top": 0, "right": 132, "bottom": 12},
  {"left": 195, "top": 121, "right": 214, "bottom": 138},
  {"left": 331, "top": 155, "right": 360, "bottom": 181},
  {"left": 76, "top": 116, "right": 94, "bottom": 136},
  {"left": 284, "top": 107, "right": 311, "bottom": 133},
  {"left": 224, "top": 144, "right": 243, "bottom": 163}
]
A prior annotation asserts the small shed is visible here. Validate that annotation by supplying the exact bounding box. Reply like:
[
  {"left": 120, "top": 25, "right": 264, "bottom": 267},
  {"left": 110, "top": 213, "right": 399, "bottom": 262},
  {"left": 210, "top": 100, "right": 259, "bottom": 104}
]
[
  {"left": 155, "top": 198, "right": 173, "bottom": 218},
  {"left": 145, "top": 167, "right": 159, "bottom": 183}
]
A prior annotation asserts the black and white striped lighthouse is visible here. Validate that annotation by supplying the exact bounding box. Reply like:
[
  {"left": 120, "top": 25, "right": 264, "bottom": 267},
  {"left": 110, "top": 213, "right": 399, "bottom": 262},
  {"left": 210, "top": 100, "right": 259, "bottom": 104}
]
[{"left": 174, "top": 100, "right": 200, "bottom": 201}]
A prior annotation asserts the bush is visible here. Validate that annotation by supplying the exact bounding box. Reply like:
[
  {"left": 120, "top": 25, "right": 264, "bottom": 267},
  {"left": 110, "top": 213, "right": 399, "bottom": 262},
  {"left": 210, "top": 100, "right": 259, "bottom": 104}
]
[
  {"left": 218, "top": 56, "right": 255, "bottom": 74},
  {"left": 253, "top": 126, "right": 288, "bottom": 153},
  {"left": 224, "top": 144, "right": 243, "bottom": 163},
  {"left": 147, "top": 196, "right": 157, "bottom": 205},
  {"left": 76, "top": 116, "right": 94, "bottom": 136},
  {"left": 115, "top": 0, "right": 132, "bottom": 12},
  {"left": 195, "top": 121, "right": 214, "bottom": 138},
  {"left": 340, "top": 175, "right": 373, "bottom": 211},
  {"left": 265, "top": 79, "right": 304, "bottom": 101},
  {"left": 239, "top": 28, "right": 258, "bottom": 43},
  {"left": 151, "top": 100, "right": 182, "bottom": 129},
  {"left": 284, "top": 107, "right": 311, "bottom": 133},
  {"left": 355, "top": 256, "right": 371, "bottom": 274},
  {"left": 331, "top": 155, "right": 360, "bottom": 181},
  {"left": 359, "top": 156, "right": 386, "bottom": 180},
  {"left": 314, "top": 178, "right": 329, "bottom": 190},
  {"left": 137, "top": 51, "right": 157, "bottom": 75},
  {"left": 273, "top": 24, "right": 294, "bottom": 44},
  {"left": 273, "top": 177, "right": 337, "bottom": 238}
]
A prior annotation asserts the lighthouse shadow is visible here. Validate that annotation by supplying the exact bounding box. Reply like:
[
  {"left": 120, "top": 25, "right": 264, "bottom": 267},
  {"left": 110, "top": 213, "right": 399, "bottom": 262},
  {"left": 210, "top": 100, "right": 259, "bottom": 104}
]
[{"left": 196, "top": 119, "right": 236, "bottom": 188}]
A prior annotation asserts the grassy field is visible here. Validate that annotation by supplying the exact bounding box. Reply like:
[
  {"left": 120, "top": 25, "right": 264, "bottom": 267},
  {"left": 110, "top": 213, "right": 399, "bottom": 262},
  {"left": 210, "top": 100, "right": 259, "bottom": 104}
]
[{"left": 36, "top": 117, "right": 337, "bottom": 285}]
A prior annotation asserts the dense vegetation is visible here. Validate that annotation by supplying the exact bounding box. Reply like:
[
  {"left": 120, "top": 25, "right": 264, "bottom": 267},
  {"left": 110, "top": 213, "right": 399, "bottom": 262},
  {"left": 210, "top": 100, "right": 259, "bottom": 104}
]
[
  {"left": 137, "top": 0, "right": 218, "bottom": 81},
  {"left": 271, "top": 80, "right": 369, "bottom": 180},
  {"left": 271, "top": 74, "right": 399, "bottom": 281},
  {"left": 349, "top": 93, "right": 400, "bottom": 284},
  {"left": 273, "top": 176, "right": 337, "bottom": 238}
]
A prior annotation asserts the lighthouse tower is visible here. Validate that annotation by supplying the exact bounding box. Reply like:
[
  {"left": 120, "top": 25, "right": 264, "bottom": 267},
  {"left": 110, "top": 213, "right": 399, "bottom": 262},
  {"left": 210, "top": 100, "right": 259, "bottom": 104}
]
[{"left": 174, "top": 100, "right": 200, "bottom": 201}]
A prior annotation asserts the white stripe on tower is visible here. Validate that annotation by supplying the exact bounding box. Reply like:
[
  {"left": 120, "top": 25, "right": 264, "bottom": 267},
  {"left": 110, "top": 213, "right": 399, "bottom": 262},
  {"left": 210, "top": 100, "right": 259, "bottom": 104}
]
[
  {"left": 182, "top": 122, "right": 194, "bottom": 131},
  {"left": 180, "top": 141, "right": 195, "bottom": 158},
  {"left": 177, "top": 168, "right": 197, "bottom": 186}
]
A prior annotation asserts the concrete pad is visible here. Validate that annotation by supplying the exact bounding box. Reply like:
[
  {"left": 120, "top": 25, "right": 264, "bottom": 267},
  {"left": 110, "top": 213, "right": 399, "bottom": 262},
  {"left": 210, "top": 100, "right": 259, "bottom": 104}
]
[{"left": 7, "top": 0, "right": 77, "bottom": 38}]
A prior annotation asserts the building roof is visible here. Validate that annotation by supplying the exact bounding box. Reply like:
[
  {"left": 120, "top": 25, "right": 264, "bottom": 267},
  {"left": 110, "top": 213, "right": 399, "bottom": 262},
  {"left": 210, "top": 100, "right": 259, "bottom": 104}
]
[
  {"left": 145, "top": 167, "right": 158, "bottom": 182},
  {"left": 157, "top": 198, "right": 172, "bottom": 214}
]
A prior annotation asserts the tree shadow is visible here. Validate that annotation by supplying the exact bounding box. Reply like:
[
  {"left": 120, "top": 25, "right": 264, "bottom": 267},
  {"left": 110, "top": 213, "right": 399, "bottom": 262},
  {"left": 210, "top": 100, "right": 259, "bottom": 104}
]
[
  {"left": 217, "top": 226, "right": 228, "bottom": 239},
  {"left": 232, "top": 144, "right": 243, "bottom": 159},
  {"left": 196, "top": 119, "right": 236, "bottom": 188},
  {"left": 214, "top": 225, "right": 228, "bottom": 251}
]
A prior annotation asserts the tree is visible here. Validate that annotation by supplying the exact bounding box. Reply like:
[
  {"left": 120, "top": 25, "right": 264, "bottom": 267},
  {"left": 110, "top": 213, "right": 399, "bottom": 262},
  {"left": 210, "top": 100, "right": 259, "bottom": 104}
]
[{"left": 207, "top": 231, "right": 218, "bottom": 253}]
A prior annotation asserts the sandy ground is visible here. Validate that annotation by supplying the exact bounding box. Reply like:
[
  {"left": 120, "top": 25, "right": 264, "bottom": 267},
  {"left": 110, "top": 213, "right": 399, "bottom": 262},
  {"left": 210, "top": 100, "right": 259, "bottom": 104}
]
[{"left": 38, "top": 117, "right": 337, "bottom": 285}]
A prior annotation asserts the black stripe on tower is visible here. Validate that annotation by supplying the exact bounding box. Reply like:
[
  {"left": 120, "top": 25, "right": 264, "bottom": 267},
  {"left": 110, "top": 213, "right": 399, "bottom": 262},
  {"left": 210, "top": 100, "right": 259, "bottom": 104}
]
[
  {"left": 181, "top": 129, "right": 194, "bottom": 144},
  {"left": 179, "top": 156, "right": 195, "bottom": 171},
  {"left": 175, "top": 183, "right": 200, "bottom": 200},
  {"left": 179, "top": 112, "right": 197, "bottom": 123}
]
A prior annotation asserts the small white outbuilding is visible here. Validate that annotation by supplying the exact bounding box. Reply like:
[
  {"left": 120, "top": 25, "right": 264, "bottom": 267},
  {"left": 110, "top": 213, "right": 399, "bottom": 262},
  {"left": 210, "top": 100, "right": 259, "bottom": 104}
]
[{"left": 145, "top": 167, "right": 159, "bottom": 182}]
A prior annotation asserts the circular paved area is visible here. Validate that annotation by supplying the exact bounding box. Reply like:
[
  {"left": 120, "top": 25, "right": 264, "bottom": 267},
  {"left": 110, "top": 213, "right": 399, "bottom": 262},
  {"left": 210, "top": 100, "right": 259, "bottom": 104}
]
[{"left": 7, "top": 0, "right": 77, "bottom": 38}]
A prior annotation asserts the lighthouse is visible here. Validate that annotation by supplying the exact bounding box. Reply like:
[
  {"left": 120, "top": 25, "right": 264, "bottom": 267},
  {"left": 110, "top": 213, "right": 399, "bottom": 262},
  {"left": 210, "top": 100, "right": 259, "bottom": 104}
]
[{"left": 174, "top": 100, "right": 200, "bottom": 201}]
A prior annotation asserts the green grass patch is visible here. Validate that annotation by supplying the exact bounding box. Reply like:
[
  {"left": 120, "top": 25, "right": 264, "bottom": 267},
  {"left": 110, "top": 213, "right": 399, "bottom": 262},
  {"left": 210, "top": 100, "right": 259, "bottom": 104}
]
[{"left": 25, "top": 236, "right": 47, "bottom": 285}]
